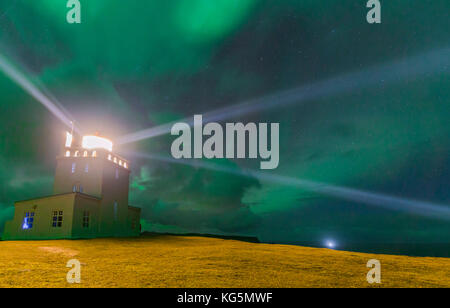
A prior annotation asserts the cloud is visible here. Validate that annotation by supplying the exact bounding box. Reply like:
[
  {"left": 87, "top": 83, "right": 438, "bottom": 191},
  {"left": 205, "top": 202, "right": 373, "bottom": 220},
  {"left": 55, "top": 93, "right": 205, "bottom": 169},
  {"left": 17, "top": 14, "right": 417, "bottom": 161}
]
[
  {"left": 0, "top": 206, "right": 14, "bottom": 237},
  {"left": 130, "top": 158, "right": 261, "bottom": 234},
  {"left": 0, "top": 156, "right": 53, "bottom": 234}
]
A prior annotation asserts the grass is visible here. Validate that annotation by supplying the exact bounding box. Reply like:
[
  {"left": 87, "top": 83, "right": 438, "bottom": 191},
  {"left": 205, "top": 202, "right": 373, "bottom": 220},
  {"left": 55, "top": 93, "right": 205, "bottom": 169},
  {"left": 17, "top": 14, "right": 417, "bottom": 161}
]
[{"left": 0, "top": 235, "right": 449, "bottom": 288}]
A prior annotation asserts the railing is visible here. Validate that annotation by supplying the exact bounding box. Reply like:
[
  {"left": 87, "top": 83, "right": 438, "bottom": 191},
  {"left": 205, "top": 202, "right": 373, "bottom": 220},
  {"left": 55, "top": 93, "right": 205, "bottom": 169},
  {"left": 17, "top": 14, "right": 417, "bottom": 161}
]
[{"left": 62, "top": 147, "right": 130, "bottom": 169}]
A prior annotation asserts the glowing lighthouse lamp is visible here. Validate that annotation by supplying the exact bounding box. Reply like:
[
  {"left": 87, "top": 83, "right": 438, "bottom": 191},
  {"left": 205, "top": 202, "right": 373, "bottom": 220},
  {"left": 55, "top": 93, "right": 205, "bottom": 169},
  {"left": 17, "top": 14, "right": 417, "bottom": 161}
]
[
  {"left": 65, "top": 132, "right": 113, "bottom": 152},
  {"left": 64, "top": 132, "right": 128, "bottom": 169},
  {"left": 81, "top": 135, "right": 113, "bottom": 152}
]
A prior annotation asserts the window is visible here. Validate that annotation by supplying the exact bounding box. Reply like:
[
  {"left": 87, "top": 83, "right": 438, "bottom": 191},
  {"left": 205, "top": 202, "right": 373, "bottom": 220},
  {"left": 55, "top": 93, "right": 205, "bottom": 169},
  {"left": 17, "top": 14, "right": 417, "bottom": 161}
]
[
  {"left": 113, "top": 157, "right": 117, "bottom": 163},
  {"left": 74, "top": 151, "right": 79, "bottom": 157},
  {"left": 92, "top": 151, "right": 97, "bottom": 158},
  {"left": 108, "top": 154, "right": 112, "bottom": 161},
  {"left": 22, "top": 211, "right": 35, "bottom": 230},
  {"left": 52, "top": 211, "right": 63, "bottom": 228},
  {"left": 115, "top": 168, "right": 119, "bottom": 179},
  {"left": 71, "top": 162, "right": 76, "bottom": 173},
  {"left": 65, "top": 132, "right": 73, "bottom": 148},
  {"left": 124, "top": 162, "right": 128, "bottom": 169},
  {"left": 119, "top": 160, "right": 123, "bottom": 166},
  {"left": 83, "top": 151, "right": 88, "bottom": 157},
  {"left": 84, "top": 164, "right": 89, "bottom": 173},
  {"left": 65, "top": 151, "right": 71, "bottom": 157},
  {"left": 83, "top": 211, "right": 90, "bottom": 228},
  {"left": 72, "top": 184, "right": 83, "bottom": 193},
  {"left": 114, "top": 201, "right": 118, "bottom": 221}
]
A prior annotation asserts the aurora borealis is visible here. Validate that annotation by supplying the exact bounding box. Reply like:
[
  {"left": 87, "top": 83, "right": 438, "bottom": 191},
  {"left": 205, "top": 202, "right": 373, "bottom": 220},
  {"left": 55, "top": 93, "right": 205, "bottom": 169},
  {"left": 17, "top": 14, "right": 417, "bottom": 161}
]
[{"left": 0, "top": 1, "right": 448, "bottom": 250}]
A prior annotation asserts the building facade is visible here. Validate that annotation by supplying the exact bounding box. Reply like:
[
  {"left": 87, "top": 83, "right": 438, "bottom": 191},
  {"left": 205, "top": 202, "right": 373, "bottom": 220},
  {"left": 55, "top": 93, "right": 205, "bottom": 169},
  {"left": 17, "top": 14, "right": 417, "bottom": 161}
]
[{"left": 2, "top": 132, "right": 141, "bottom": 240}]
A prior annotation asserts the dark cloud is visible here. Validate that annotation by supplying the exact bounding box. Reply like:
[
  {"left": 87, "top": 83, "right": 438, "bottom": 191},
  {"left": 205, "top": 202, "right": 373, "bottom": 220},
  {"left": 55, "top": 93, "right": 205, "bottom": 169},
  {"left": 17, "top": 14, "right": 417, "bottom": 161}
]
[{"left": 130, "top": 159, "right": 261, "bottom": 234}]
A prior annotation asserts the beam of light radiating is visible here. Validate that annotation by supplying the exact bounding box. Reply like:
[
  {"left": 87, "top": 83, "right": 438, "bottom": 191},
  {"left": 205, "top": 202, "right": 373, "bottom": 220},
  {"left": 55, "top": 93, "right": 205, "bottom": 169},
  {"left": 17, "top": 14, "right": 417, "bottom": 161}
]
[
  {"left": 0, "top": 52, "right": 78, "bottom": 132},
  {"left": 128, "top": 152, "right": 450, "bottom": 221},
  {"left": 118, "top": 47, "right": 450, "bottom": 145}
]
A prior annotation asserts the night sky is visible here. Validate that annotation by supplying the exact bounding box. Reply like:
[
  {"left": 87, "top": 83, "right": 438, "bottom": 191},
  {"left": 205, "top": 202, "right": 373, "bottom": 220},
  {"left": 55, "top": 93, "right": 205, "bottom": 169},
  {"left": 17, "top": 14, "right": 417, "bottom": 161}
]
[{"left": 0, "top": 1, "right": 449, "bottom": 248}]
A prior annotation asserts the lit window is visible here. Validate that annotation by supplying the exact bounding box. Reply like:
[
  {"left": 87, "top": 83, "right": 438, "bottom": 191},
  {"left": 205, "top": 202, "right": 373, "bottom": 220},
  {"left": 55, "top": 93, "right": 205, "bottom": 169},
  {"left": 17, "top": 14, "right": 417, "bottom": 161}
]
[
  {"left": 71, "top": 162, "right": 76, "bottom": 173},
  {"left": 83, "top": 151, "right": 88, "bottom": 157},
  {"left": 108, "top": 154, "right": 112, "bottom": 160},
  {"left": 22, "top": 211, "right": 35, "bottom": 230},
  {"left": 65, "top": 132, "right": 73, "bottom": 148},
  {"left": 115, "top": 168, "right": 119, "bottom": 179},
  {"left": 113, "top": 157, "right": 117, "bottom": 163},
  {"left": 92, "top": 151, "right": 97, "bottom": 158},
  {"left": 65, "top": 151, "right": 71, "bottom": 157},
  {"left": 85, "top": 164, "right": 89, "bottom": 173},
  {"left": 74, "top": 151, "right": 79, "bottom": 157},
  {"left": 52, "top": 211, "right": 63, "bottom": 228},
  {"left": 124, "top": 162, "right": 128, "bottom": 169},
  {"left": 114, "top": 201, "right": 118, "bottom": 221},
  {"left": 119, "top": 160, "right": 123, "bottom": 166},
  {"left": 73, "top": 184, "right": 83, "bottom": 193},
  {"left": 83, "top": 211, "right": 90, "bottom": 228}
]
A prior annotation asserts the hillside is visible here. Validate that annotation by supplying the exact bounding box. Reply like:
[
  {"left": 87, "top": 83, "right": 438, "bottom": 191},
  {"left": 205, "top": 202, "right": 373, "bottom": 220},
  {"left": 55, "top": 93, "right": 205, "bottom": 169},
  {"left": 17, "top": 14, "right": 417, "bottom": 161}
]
[{"left": 0, "top": 235, "right": 449, "bottom": 288}]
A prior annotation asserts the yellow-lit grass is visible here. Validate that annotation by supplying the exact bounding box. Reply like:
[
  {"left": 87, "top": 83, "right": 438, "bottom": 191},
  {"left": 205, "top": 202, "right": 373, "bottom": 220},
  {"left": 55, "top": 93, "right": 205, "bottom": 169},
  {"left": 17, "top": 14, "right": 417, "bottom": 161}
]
[{"left": 0, "top": 235, "right": 448, "bottom": 288}]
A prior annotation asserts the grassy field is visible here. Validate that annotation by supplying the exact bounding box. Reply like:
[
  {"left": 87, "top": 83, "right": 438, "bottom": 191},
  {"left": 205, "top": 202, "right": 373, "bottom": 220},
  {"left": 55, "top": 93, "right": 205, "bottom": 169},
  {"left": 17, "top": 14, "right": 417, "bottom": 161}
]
[{"left": 0, "top": 235, "right": 449, "bottom": 288}]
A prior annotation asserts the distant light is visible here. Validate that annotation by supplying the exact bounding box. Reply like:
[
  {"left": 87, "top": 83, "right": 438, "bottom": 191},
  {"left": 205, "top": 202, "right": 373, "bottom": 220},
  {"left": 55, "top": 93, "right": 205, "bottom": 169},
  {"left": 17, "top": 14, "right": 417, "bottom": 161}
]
[
  {"left": 325, "top": 240, "right": 336, "bottom": 249},
  {"left": 82, "top": 135, "right": 113, "bottom": 152},
  {"left": 65, "top": 132, "right": 73, "bottom": 148},
  {"left": 22, "top": 219, "right": 29, "bottom": 230}
]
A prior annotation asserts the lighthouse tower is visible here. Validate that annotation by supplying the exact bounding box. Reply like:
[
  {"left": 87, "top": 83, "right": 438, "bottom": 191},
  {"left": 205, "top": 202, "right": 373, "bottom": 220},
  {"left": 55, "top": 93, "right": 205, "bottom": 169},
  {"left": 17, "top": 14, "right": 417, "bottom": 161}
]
[
  {"left": 54, "top": 132, "right": 134, "bottom": 236},
  {"left": 2, "top": 131, "right": 141, "bottom": 240}
]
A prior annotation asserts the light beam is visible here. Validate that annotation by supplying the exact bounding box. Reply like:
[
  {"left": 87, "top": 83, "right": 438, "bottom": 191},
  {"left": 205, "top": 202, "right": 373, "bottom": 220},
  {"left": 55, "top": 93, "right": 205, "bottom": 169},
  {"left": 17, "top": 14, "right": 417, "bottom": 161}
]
[
  {"left": 129, "top": 152, "right": 450, "bottom": 221},
  {"left": 118, "top": 47, "right": 449, "bottom": 145},
  {"left": 0, "top": 52, "right": 77, "bottom": 131}
]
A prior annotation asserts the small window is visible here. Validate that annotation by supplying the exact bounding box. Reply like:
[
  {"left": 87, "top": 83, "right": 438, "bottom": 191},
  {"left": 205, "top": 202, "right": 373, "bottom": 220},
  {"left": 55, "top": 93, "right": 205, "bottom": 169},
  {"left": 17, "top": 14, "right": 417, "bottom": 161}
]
[
  {"left": 83, "top": 151, "right": 88, "bottom": 157},
  {"left": 114, "top": 201, "right": 118, "bottom": 221},
  {"left": 84, "top": 164, "right": 89, "bottom": 173},
  {"left": 83, "top": 211, "right": 90, "bottom": 228},
  {"left": 113, "top": 157, "right": 117, "bottom": 163},
  {"left": 79, "top": 185, "right": 83, "bottom": 193},
  {"left": 71, "top": 162, "right": 76, "bottom": 173},
  {"left": 108, "top": 154, "right": 112, "bottom": 161},
  {"left": 115, "top": 168, "right": 119, "bottom": 179},
  {"left": 119, "top": 160, "right": 123, "bottom": 166},
  {"left": 92, "top": 151, "right": 97, "bottom": 158},
  {"left": 22, "top": 211, "right": 35, "bottom": 230},
  {"left": 72, "top": 185, "right": 77, "bottom": 192},
  {"left": 65, "top": 151, "right": 71, "bottom": 157},
  {"left": 74, "top": 151, "right": 79, "bottom": 157},
  {"left": 52, "top": 211, "right": 63, "bottom": 228},
  {"left": 124, "top": 162, "right": 128, "bottom": 169}
]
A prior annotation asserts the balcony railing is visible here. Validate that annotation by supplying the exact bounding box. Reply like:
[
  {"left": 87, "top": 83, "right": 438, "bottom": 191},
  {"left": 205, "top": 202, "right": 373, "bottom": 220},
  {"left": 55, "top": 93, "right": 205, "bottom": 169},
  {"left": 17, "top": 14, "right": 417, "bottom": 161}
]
[{"left": 62, "top": 147, "right": 130, "bottom": 169}]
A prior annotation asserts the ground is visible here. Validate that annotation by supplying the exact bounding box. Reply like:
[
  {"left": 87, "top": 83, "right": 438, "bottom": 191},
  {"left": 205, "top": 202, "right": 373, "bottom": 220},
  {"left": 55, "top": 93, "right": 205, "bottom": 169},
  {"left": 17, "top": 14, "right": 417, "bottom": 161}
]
[{"left": 0, "top": 235, "right": 449, "bottom": 288}]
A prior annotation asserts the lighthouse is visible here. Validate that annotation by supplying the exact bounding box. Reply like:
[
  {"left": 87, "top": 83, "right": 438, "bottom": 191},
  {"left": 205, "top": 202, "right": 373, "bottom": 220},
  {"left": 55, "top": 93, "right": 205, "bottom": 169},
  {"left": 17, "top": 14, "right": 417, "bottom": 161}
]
[{"left": 2, "top": 132, "right": 141, "bottom": 240}]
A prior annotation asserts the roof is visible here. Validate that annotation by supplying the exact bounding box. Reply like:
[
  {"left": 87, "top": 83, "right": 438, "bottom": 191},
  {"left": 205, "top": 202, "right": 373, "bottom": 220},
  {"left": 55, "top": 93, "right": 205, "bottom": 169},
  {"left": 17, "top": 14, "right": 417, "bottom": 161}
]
[
  {"left": 128, "top": 205, "right": 141, "bottom": 212},
  {"left": 15, "top": 192, "right": 102, "bottom": 204}
]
